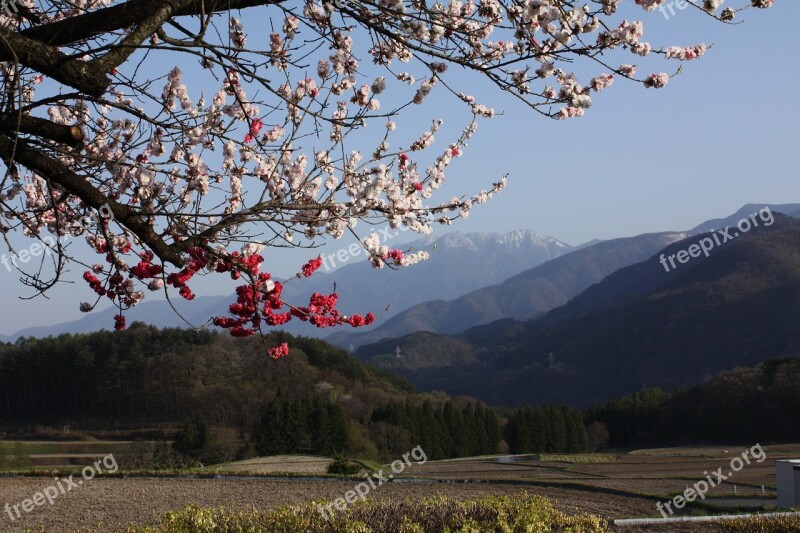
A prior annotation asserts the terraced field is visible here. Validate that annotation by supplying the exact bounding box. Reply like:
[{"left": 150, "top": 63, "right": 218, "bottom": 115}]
[{"left": 1, "top": 442, "right": 796, "bottom": 532}]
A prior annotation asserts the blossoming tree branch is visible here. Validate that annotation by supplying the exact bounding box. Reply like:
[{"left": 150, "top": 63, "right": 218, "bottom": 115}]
[{"left": 0, "top": 0, "right": 774, "bottom": 357}]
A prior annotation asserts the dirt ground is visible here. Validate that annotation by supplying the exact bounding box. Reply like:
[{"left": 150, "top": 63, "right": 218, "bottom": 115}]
[
  {"left": 0, "top": 476, "right": 659, "bottom": 532},
  {"left": 210, "top": 454, "right": 333, "bottom": 474},
  {"left": 1, "top": 443, "right": 791, "bottom": 532}
]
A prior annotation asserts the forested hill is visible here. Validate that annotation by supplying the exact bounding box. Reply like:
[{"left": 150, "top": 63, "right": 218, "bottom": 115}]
[
  {"left": 0, "top": 325, "right": 515, "bottom": 463},
  {"left": 586, "top": 358, "right": 800, "bottom": 448},
  {"left": 0, "top": 324, "right": 413, "bottom": 426}
]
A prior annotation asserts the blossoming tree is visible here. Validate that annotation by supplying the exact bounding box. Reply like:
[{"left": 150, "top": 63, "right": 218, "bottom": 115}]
[{"left": 0, "top": 0, "right": 774, "bottom": 356}]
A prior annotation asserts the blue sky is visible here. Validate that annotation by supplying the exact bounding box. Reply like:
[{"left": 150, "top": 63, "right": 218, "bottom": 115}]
[{"left": 1, "top": 2, "right": 798, "bottom": 336}]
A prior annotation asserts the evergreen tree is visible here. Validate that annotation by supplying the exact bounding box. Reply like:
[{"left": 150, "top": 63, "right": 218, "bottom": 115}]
[
  {"left": 325, "top": 402, "right": 351, "bottom": 455},
  {"left": 173, "top": 417, "right": 207, "bottom": 456},
  {"left": 483, "top": 407, "right": 501, "bottom": 454}
]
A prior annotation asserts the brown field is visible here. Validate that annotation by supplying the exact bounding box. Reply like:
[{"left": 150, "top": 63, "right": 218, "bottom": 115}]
[
  {"left": 0, "top": 443, "right": 796, "bottom": 532},
  {"left": 209, "top": 455, "right": 334, "bottom": 474}
]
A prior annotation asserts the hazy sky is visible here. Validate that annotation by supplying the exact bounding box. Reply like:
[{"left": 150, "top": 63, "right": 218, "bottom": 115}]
[{"left": 1, "top": 2, "right": 798, "bottom": 335}]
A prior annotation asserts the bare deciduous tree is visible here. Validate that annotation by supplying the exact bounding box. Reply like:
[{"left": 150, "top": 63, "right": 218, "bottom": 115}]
[{"left": 0, "top": 0, "right": 774, "bottom": 354}]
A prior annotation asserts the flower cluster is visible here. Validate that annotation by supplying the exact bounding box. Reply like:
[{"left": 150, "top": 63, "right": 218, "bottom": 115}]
[
  {"left": 166, "top": 247, "right": 209, "bottom": 301},
  {"left": 664, "top": 45, "right": 707, "bottom": 61},
  {"left": 644, "top": 73, "right": 670, "bottom": 89},
  {"left": 269, "top": 342, "right": 290, "bottom": 360},
  {"left": 302, "top": 257, "right": 323, "bottom": 277},
  {"left": 79, "top": 233, "right": 148, "bottom": 319},
  {"left": 212, "top": 251, "right": 376, "bottom": 341}
]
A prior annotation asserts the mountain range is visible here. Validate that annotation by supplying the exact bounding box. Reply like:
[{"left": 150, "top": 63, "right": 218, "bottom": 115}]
[
  {"left": 5, "top": 229, "right": 570, "bottom": 341},
  {"left": 355, "top": 214, "right": 800, "bottom": 407},
  {"left": 326, "top": 231, "right": 688, "bottom": 348},
  {"left": 329, "top": 203, "right": 800, "bottom": 349}
]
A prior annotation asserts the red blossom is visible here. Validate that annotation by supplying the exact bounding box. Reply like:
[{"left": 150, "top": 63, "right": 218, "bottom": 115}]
[
  {"left": 114, "top": 314, "right": 126, "bottom": 331},
  {"left": 210, "top": 254, "right": 376, "bottom": 356},
  {"left": 130, "top": 260, "right": 163, "bottom": 279},
  {"left": 301, "top": 256, "right": 323, "bottom": 277},
  {"left": 166, "top": 246, "right": 208, "bottom": 300},
  {"left": 385, "top": 249, "right": 404, "bottom": 265},
  {"left": 178, "top": 285, "right": 195, "bottom": 300},
  {"left": 230, "top": 325, "right": 256, "bottom": 337},
  {"left": 83, "top": 271, "right": 105, "bottom": 296},
  {"left": 250, "top": 118, "right": 264, "bottom": 136},
  {"left": 268, "top": 342, "right": 290, "bottom": 360},
  {"left": 346, "top": 313, "right": 376, "bottom": 327},
  {"left": 265, "top": 310, "right": 291, "bottom": 326}
]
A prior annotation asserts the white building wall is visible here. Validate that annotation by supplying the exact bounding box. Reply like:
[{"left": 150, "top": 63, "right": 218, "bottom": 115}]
[{"left": 777, "top": 460, "right": 800, "bottom": 508}]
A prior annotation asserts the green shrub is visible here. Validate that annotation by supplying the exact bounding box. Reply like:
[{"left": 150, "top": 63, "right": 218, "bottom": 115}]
[
  {"left": 116, "top": 493, "right": 608, "bottom": 532},
  {"left": 173, "top": 417, "right": 208, "bottom": 456},
  {"left": 327, "top": 458, "right": 363, "bottom": 475},
  {"left": 721, "top": 515, "right": 800, "bottom": 533}
]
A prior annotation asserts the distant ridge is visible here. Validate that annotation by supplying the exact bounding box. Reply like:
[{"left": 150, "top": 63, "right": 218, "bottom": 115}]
[
  {"left": 688, "top": 203, "right": 800, "bottom": 234},
  {"left": 327, "top": 204, "right": 800, "bottom": 348},
  {"left": 327, "top": 231, "right": 687, "bottom": 348}
]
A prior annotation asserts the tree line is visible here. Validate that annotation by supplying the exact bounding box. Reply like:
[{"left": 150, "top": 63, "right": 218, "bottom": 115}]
[
  {"left": 253, "top": 389, "right": 352, "bottom": 457},
  {"left": 370, "top": 399, "right": 502, "bottom": 460},
  {"left": 585, "top": 358, "right": 800, "bottom": 447},
  {"left": 504, "top": 405, "right": 587, "bottom": 454}
]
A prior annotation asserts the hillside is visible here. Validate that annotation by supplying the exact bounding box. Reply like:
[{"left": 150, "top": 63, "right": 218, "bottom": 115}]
[
  {"left": 356, "top": 216, "right": 800, "bottom": 407},
  {"left": 0, "top": 326, "right": 502, "bottom": 463},
  {"left": 587, "top": 357, "right": 800, "bottom": 447},
  {"left": 0, "top": 325, "right": 413, "bottom": 426}
]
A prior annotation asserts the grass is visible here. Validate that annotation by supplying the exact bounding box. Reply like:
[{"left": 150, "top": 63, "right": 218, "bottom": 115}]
[
  {"left": 538, "top": 454, "right": 618, "bottom": 464},
  {"left": 1, "top": 460, "right": 403, "bottom": 480},
  {"left": 0, "top": 440, "right": 140, "bottom": 472},
  {"left": 0, "top": 467, "right": 374, "bottom": 479},
  {"left": 721, "top": 515, "right": 800, "bottom": 532},
  {"left": 207, "top": 455, "right": 333, "bottom": 475},
  {"left": 356, "top": 459, "right": 383, "bottom": 473}
]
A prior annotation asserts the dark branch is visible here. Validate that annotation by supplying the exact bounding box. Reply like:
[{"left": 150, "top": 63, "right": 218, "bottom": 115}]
[
  {"left": 0, "top": 132, "right": 185, "bottom": 267},
  {"left": 90, "top": 0, "right": 196, "bottom": 73},
  {"left": 0, "top": 114, "right": 84, "bottom": 147},
  {"left": 0, "top": 26, "right": 110, "bottom": 97},
  {"left": 20, "top": 0, "right": 282, "bottom": 49}
]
